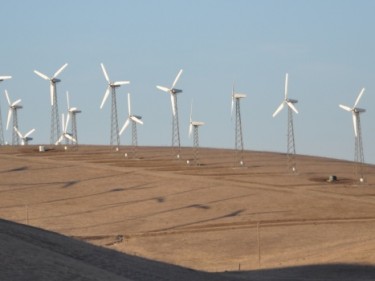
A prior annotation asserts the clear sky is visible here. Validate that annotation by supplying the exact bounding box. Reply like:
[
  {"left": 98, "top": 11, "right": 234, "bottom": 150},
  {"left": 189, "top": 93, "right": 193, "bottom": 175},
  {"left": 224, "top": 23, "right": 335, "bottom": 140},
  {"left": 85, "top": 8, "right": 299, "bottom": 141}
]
[{"left": 1, "top": 0, "right": 375, "bottom": 163}]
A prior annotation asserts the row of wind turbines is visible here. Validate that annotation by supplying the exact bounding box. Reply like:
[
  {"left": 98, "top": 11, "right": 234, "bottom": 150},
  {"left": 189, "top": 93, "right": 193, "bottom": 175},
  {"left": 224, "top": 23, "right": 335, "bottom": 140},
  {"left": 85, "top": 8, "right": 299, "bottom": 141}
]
[{"left": 0, "top": 65, "right": 368, "bottom": 180}]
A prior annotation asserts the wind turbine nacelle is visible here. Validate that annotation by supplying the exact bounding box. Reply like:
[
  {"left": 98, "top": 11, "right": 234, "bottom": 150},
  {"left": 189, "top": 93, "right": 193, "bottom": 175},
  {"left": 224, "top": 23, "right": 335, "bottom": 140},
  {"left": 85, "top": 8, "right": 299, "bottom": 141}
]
[
  {"left": 234, "top": 93, "right": 246, "bottom": 99},
  {"left": 14, "top": 105, "right": 23, "bottom": 109},
  {"left": 51, "top": 78, "right": 61, "bottom": 83},
  {"left": 171, "top": 89, "right": 182, "bottom": 94},
  {"left": 287, "top": 98, "right": 298, "bottom": 104},
  {"left": 25, "top": 137, "right": 33, "bottom": 142},
  {"left": 192, "top": 121, "right": 205, "bottom": 126},
  {"left": 133, "top": 115, "right": 142, "bottom": 120},
  {"left": 354, "top": 108, "right": 366, "bottom": 113}
]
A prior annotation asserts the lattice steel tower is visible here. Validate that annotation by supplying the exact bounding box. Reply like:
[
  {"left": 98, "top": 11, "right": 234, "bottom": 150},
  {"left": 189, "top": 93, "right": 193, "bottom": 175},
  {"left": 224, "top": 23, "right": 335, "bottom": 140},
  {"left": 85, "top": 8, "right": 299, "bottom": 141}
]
[
  {"left": 231, "top": 84, "right": 246, "bottom": 166},
  {"left": 156, "top": 69, "right": 184, "bottom": 159},
  {"left": 189, "top": 102, "right": 204, "bottom": 165},
  {"left": 272, "top": 73, "right": 299, "bottom": 173},
  {"left": 339, "top": 87, "right": 366, "bottom": 183},
  {"left": 100, "top": 63, "right": 130, "bottom": 150},
  {"left": 34, "top": 63, "right": 68, "bottom": 145}
]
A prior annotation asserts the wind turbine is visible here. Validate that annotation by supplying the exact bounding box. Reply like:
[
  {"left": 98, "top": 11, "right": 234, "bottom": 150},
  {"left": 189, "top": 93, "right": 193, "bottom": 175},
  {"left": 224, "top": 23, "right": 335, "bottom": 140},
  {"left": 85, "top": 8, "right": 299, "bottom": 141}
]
[
  {"left": 66, "top": 91, "right": 81, "bottom": 146},
  {"left": 0, "top": 74, "right": 11, "bottom": 145},
  {"left": 120, "top": 93, "right": 143, "bottom": 155},
  {"left": 55, "top": 114, "right": 76, "bottom": 146},
  {"left": 156, "top": 69, "right": 183, "bottom": 158},
  {"left": 5, "top": 90, "right": 23, "bottom": 145},
  {"left": 231, "top": 83, "right": 246, "bottom": 166},
  {"left": 14, "top": 127, "right": 35, "bottom": 145},
  {"left": 100, "top": 63, "right": 130, "bottom": 149},
  {"left": 34, "top": 63, "right": 68, "bottom": 144},
  {"left": 189, "top": 101, "right": 204, "bottom": 165},
  {"left": 272, "top": 73, "right": 299, "bottom": 173},
  {"left": 339, "top": 88, "right": 366, "bottom": 182}
]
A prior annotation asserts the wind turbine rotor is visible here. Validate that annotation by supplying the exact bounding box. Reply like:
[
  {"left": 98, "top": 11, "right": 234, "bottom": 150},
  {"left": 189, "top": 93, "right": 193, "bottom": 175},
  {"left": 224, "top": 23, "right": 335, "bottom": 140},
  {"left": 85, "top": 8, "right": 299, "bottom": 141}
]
[
  {"left": 24, "top": 128, "right": 36, "bottom": 138},
  {"left": 354, "top": 88, "right": 365, "bottom": 108},
  {"left": 52, "top": 63, "right": 68, "bottom": 79},
  {"left": 272, "top": 102, "right": 285, "bottom": 118},
  {"left": 100, "top": 87, "right": 110, "bottom": 109},
  {"left": 119, "top": 118, "right": 130, "bottom": 135},
  {"left": 100, "top": 63, "right": 110, "bottom": 83},
  {"left": 156, "top": 85, "right": 170, "bottom": 93},
  {"left": 113, "top": 81, "right": 130, "bottom": 86},
  {"left": 284, "top": 73, "right": 289, "bottom": 99},
  {"left": 14, "top": 127, "right": 23, "bottom": 138},
  {"left": 286, "top": 101, "right": 299, "bottom": 114},
  {"left": 0, "top": 76, "right": 12, "bottom": 81},
  {"left": 352, "top": 112, "right": 358, "bottom": 137},
  {"left": 170, "top": 94, "right": 176, "bottom": 116},
  {"left": 339, "top": 104, "right": 352, "bottom": 112},
  {"left": 172, "top": 69, "right": 183, "bottom": 89},
  {"left": 33, "top": 70, "right": 50, "bottom": 80}
]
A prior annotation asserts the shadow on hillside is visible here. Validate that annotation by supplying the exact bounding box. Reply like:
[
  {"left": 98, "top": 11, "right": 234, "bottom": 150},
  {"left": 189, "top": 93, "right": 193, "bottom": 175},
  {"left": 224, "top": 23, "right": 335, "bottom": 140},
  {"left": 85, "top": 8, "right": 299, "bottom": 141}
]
[
  {"left": 1, "top": 218, "right": 374, "bottom": 281},
  {"left": 225, "top": 263, "right": 375, "bottom": 281}
]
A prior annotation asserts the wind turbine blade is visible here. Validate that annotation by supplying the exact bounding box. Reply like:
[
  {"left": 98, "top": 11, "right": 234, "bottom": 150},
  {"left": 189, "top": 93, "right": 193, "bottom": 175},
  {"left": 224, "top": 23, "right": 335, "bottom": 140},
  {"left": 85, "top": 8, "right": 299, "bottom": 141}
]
[
  {"left": 0, "top": 76, "right": 12, "bottom": 80},
  {"left": 172, "top": 69, "right": 183, "bottom": 88},
  {"left": 66, "top": 91, "right": 70, "bottom": 109},
  {"left": 284, "top": 73, "right": 289, "bottom": 99},
  {"left": 100, "top": 63, "right": 110, "bottom": 83},
  {"left": 24, "top": 128, "right": 35, "bottom": 138},
  {"left": 4, "top": 90, "right": 11, "bottom": 105},
  {"left": 352, "top": 112, "right": 358, "bottom": 137},
  {"left": 65, "top": 134, "right": 76, "bottom": 143},
  {"left": 131, "top": 116, "right": 143, "bottom": 125},
  {"left": 171, "top": 94, "right": 176, "bottom": 116},
  {"left": 100, "top": 87, "right": 110, "bottom": 109},
  {"left": 354, "top": 88, "right": 365, "bottom": 108},
  {"left": 6, "top": 109, "right": 12, "bottom": 130},
  {"left": 34, "top": 70, "right": 50, "bottom": 80},
  {"left": 12, "top": 99, "right": 21, "bottom": 107},
  {"left": 53, "top": 63, "right": 68, "bottom": 79},
  {"left": 65, "top": 114, "right": 70, "bottom": 133},
  {"left": 113, "top": 81, "right": 130, "bottom": 86},
  {"left": 156, "top": 85, "right": 170, "bottom": 93},
  {"left": 55, "top": 135, "right": 64, "bottom": 145},
  {"left": 127, "top": 93, "right": 131, "bottom": 115},
  {"left": 14, "top": 126, "right": 23, "bottom": 138},
  {"left": 189, "top": 124, "right": 193, "bottom": 138},
  {"left": 119, "top": 119, "right": 130, "bottom": 135},
  {"left": 272, "top": 102, "right": 285, "bottom": 117},
  {"left": 50, "top": 83, "right": 55, "bottom": 106},
  {"left": 339, "top": 104, "right": 352, "bottom": 112},
  {"left": 287, "top": 102, "right": 299, "bottom": 114}
]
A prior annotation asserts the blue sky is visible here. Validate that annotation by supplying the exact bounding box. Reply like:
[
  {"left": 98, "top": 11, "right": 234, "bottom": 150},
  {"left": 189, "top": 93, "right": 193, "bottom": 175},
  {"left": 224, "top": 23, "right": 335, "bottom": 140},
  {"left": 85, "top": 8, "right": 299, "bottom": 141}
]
[{"left": 1, "top": 0, "right": 375, "bottom": 163}]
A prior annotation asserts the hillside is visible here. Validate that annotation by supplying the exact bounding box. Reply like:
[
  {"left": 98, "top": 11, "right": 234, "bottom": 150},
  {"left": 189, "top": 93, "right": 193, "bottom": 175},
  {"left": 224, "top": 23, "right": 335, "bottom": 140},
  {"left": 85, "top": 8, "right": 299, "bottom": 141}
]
[{"left": 1, "top": 145, "right": 375, "bottom": 279}]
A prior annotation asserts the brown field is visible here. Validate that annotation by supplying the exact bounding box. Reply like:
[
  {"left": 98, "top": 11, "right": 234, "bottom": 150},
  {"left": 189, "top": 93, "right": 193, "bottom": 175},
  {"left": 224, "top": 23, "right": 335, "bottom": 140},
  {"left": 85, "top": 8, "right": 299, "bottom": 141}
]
[{"left": 1, "top": 145, "right": 375, "bottom": 280}]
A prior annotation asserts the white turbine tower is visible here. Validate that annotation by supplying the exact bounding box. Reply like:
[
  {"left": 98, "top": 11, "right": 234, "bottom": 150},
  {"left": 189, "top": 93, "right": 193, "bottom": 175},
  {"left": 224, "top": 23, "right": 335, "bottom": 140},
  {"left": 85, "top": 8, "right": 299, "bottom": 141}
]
[
  {"left": 100, "top": 63, "right": 130, "bottom": 149},
  {"left": 55, "top": 114, "right": 76, "bottom": 146},
  {"left": 231, "top": 83, "right": 246, "bottom": 166},
  {"left": 156, "top": 69, "right": 183, "bottom": 158},
  {"left": 5, "top": 90, "right": 23, "bottom": 145},
  {"left": 0, "top": 75, "right": 11, "bottom": 145},
  {"left": 66, "top": 91, "right": 81, "bottom": 146},
  {"left": 189, "top": 101, "right": 204, "bottom": 165},
  {"left": 120, "top": 93, "right": 143, "bottom": 157},
  {"left": 339, "top": 88, "right": 366, "bottom": 182},
  {"left": 272, "top": 73, "right": 299, "bottom": 173},
  {"left": 34, "top": 63, "right": 68, "bottom": 144},
  {"left": 14, "top": 127, "right": 35, "bottom": 146}
]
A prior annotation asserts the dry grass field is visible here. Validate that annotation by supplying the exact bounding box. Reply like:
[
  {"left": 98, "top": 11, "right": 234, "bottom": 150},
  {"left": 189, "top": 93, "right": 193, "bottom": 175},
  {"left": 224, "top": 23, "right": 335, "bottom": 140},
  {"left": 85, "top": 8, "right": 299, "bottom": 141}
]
[{"left": 1, "top": 145, "right": 375, "bottom": 280}]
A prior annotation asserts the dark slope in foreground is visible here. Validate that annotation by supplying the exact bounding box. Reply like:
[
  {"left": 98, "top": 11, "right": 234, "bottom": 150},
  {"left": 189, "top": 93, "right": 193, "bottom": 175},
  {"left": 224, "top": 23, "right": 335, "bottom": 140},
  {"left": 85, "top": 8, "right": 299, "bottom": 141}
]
[
  {"left": 2, "top": 218, "right": 375, "bottom": 281},
  {"left": 0, "top": 219, "right": 237, "bottom": 281}
]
